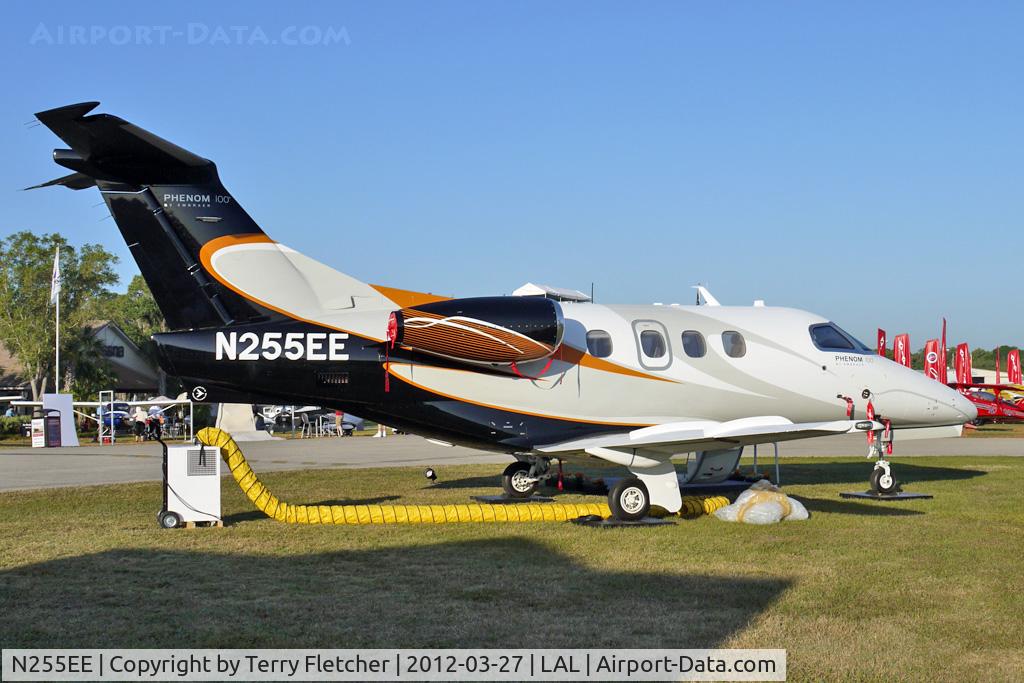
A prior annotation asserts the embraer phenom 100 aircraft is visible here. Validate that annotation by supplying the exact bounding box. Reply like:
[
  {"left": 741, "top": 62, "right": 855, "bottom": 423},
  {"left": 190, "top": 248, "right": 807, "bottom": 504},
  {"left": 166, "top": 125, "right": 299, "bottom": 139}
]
[{"left": 29, "top": 103, "right": 976, "bottom": 520}]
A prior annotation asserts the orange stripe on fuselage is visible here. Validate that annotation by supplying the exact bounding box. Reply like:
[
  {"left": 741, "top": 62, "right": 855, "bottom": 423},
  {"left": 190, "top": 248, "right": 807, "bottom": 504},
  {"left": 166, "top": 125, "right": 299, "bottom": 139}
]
[
  {"left": 386, "top": 363, "right": 652, "bottom": 427},
  {"left": 370, "top": 284, "right": 450, "bottom": 308},
  {"left": 556, "top": 344, "right": 676, "bottom": 383},
  {"left": 199, "top": 232, "right": 275, "bottom": 266}
]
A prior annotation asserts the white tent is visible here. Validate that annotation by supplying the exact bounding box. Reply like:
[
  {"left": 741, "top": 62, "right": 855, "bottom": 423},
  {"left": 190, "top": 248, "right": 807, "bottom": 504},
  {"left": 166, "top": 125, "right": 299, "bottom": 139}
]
[{"left": 512, "top": 282, "right": 591, "bottom": 303}]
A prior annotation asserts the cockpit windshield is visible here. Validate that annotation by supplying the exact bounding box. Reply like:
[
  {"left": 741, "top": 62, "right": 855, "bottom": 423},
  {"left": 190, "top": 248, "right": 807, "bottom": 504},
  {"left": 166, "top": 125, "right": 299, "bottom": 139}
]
[{"left": 809, "top": 323, "right": 872, "bottom": 353}]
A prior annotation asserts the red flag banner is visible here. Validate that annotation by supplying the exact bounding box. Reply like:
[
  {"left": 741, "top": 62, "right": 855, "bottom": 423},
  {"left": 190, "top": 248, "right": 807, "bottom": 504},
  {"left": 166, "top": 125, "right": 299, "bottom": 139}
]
[
  {"left": 1008, "top": 349, "right": 1022, "bottom": 385},
  {"left": 940, "top": 319, "right": 948, "bottom": 384},
  {"left": 923, "top": 339, "right": 941, "bottom": 380},
  {"left": 996, "top": 348, "right": 1001, "bottom": 385},
  {"left": 893, "top": 334, "right": 911, "bottom": 368},
  {"left": 955, "top": 342, "right": 972, "bottom": 386},
  {"left": 877, "top": 329, "right": 887, "bottom": 357}
]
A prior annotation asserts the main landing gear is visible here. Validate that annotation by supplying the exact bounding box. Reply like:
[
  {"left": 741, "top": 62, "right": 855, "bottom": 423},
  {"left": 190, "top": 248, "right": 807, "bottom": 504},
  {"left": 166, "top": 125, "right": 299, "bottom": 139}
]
[
  {"left": 501, "top": 454, "right": 670, "bottom": 521},
  {"left": 501, "top": 462, "right": 536, "bottom": 497},
  {"left": 608, "top": 477, "right": 651, "bottom": 521},
  {"left": 501, "top": 458, "right": 553, "bottom": 498}
]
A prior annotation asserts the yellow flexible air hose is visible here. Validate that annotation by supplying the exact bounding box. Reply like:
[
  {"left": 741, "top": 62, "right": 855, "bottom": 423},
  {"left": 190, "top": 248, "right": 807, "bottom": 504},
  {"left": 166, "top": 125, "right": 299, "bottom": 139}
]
[{"left": 197, "top": 427, "right": 729, "bottom": 524}]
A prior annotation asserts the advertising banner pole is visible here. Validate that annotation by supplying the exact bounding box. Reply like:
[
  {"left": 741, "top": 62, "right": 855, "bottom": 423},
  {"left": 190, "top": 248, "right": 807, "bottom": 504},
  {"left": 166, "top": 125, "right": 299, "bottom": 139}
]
[{"left": 50, "top": 247, "right": 62, "bottom": 392}]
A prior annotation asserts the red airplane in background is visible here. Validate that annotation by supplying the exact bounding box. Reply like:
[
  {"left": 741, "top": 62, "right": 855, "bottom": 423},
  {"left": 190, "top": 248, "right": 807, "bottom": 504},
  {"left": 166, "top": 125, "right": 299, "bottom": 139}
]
[
  {"left": 952, "top": 386, "right": 1024, "bottom": 425},
  {"left": 948, "top": 344, "right": 1024, "bottom": 425}
]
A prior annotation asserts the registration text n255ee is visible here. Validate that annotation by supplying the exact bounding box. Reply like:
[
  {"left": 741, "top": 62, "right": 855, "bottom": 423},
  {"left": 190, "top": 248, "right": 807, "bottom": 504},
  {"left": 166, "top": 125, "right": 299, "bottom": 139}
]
[{"left": 215, "top": 331, "right": 349, "bottom": 361}]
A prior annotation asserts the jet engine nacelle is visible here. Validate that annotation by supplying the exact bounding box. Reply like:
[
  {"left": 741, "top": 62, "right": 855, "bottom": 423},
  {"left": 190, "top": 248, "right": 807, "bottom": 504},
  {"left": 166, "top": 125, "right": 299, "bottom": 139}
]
[{"left": 389, "top": 296, "right": 564, "bottom": 365}]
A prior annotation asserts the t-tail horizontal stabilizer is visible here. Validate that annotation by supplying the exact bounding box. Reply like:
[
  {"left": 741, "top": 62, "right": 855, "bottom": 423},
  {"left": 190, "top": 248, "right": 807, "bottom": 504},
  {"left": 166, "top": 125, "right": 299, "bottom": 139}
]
[
  {"left": 28, "top": 101, "right": 286, "bottom": 332},
  {"left": 22, "top": 172, "right": 96, "bottom": 191}
]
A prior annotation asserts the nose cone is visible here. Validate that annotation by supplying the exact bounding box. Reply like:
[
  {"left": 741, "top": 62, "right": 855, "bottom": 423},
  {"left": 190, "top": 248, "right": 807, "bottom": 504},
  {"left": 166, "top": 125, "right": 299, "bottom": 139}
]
[
  {"left": 949, "top": 391, "right": 978, "bottom": 424},
  {"left": 872, "top": 365, "right": 977, "bottom": 427}
]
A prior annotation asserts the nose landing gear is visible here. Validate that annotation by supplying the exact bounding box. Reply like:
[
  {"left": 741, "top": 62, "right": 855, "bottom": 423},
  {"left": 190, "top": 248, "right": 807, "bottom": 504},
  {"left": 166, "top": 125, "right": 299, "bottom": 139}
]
[
  {"left": 842, "top": 415, "right": 933, "bottom": 501},
  {"left": 869, "top": 459, "right": 898, "bottom": 495},
  {"left": 867, "top": 417, "right": 899, "bottom": 494}
]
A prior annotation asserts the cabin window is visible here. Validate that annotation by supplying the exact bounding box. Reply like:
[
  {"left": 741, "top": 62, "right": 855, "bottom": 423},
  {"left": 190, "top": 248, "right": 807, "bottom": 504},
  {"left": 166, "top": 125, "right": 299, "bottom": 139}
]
[
  {"left": 681, "top": 331, "right": 706, "bottom": 358},
  {"left": 640, "top": 330, "right": 666, "bottom": 357},
  {"left": 722, "top": 331, "right": 746, "bottom": 358},
  {"left": 586, "top": 330, "right": 613, "bottom": 358},
  {"left": 809, "top": 323, "right": 871, "bottom": 353},
  {"left": 632, "top": 320, "right": 672, "bottom": 370}
]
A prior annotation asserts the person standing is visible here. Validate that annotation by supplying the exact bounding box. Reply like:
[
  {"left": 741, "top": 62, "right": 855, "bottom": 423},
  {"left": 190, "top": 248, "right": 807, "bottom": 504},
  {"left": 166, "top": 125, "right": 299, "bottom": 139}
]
[
  {"left": 147, "top": 405, "right": 162, "bottom": 440},
  {"left": 132, "top": 406, "right": 147, "bottom": 443}
]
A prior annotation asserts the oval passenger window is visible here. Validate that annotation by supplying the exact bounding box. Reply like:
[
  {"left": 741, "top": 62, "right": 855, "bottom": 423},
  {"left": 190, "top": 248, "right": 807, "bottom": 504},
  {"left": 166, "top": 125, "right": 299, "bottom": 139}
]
[
  {"left": 681, "top": 331, "right": 706, "bottom": 358},
  {"left": 722, "top": 331, "right": 746, "bottom": 358},
  {"left": 586, "top": 330, "right": 613, "bottom": 358}
]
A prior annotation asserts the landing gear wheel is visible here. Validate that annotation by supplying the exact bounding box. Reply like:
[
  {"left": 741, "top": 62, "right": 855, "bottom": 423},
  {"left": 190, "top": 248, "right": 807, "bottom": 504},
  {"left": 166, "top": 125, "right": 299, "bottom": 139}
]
[
  {"left": 869, "top": 467, "right": 897, "bottom": 495},
  {"left": 502, "top": 461, "right": 537, "bottom": 498},
  {"left": 608, "top": 477, "right": 650, "bottom": 521},
  {"left": 158, "top": 510, "right": 182, "bottom": 529}
]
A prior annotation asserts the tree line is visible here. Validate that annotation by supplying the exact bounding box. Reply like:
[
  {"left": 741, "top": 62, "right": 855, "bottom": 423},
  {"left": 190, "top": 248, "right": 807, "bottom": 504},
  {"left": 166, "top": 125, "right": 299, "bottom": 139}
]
[
  {"left": 0, "top": 231, "right": 167, "bottom": 401},
  {"left": 905, "top": 345, "right": 1020, "bottom": 372}
]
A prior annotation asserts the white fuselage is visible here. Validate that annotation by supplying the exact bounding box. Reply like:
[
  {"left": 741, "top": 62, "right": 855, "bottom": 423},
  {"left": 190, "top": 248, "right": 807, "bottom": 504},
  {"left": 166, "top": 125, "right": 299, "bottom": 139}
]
[{"left": 388, "top": 302, "right": 974, "bottom": 432}]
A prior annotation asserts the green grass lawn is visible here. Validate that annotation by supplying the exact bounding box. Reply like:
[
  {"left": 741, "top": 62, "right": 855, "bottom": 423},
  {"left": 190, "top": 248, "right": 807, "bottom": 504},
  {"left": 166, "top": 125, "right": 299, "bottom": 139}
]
[{"left": 1, "top": 457, "right": 1022, "bottom": 681}]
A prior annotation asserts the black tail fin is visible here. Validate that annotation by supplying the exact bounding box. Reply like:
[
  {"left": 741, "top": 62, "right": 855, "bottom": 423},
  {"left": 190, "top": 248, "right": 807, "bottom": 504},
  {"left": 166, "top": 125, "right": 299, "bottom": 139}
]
[{"left": 30, "top": 102, "right": 285, "bottom": 331}]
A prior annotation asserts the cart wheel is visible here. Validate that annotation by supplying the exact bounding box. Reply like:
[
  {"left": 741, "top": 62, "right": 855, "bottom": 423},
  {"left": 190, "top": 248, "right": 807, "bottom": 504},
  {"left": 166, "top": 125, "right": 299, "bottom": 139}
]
[{"left": 158, "top": 510, "right": 182, "bottom": 529}]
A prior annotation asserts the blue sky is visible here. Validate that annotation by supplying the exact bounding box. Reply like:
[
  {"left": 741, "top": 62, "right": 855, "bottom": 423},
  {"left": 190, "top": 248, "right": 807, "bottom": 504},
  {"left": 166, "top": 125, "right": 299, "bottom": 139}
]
[{"left": 2, "top": 2, "right": 1021, "bottom": 348}]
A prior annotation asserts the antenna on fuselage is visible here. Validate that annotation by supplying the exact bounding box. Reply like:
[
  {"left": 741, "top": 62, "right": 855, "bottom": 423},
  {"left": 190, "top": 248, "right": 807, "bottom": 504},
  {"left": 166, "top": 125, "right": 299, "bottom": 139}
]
[{"left": 692, "top": 284, "right": 721, "bottom": 306}]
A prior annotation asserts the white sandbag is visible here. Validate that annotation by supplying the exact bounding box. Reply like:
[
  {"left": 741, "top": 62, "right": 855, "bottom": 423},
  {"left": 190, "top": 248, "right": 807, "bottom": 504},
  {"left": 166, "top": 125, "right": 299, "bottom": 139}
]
[
  {"left": 714, "top": 503, "right": 740, "bottom": 522},
  {"left": 786, "top": 496, "right": 809, "bottom": 521},
  {"left": 736, "top": 498, "right": 787, "bottom": 525},
  {"left": 713, "top": 479, "right": 809, "bottom": 524}
]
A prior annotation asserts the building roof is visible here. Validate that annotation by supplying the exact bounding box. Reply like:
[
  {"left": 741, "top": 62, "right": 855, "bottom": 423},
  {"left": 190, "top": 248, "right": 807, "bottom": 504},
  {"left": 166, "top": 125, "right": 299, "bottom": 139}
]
[
  {"left": 0, "top": 320, "right": 159, "bottom": 393},
  {"left": 0, "top": 345, "right": 28, "bottom": 390},
  {"left": 89, "top": 321, "right": 159, "bottom": 391}
]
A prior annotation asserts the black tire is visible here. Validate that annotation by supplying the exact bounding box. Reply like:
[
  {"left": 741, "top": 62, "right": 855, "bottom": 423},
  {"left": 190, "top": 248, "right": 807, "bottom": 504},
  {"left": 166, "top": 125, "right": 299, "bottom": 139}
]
[
  {"left": 608, "top": 477, "right": 650, "bottom": 521},
  {"left": 869, "top": 467, "right": 897, "bottom": 495},
  {"left": 502, "top": 461, "right": 537, "bottom": 498},
  {"left": 158, "top": 510, "right": 182, "bottom": 529}
]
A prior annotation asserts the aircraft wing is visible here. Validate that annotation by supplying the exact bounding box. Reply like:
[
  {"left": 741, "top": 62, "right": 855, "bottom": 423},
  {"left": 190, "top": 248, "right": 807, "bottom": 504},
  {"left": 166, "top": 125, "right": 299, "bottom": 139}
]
[{"left": 537, "top": 416, "right": 880, "bottom": 457}]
